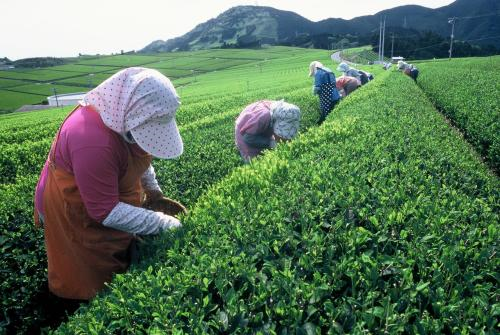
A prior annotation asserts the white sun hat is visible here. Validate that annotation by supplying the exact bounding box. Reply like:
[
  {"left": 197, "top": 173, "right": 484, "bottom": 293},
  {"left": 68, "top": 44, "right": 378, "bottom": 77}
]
[
  {"left": 270, "top": 100, "right": 301, "bottom": 140},
  {"left": 397, "top": 61, "right": 408, "bottom": 70},
  {"left": 309, "top": 61, "right": 324, "bottom": 77},
  {"left": 337, "top": 62, "right": 350, "bottom": 73},
  {"left": 83, "top": 67, "right": 183, "bottom": 159}
]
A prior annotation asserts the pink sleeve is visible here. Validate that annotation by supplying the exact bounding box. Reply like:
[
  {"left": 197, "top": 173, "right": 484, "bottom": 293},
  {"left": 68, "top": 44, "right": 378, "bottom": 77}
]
[
  {"left": 336, "top": 77, "right": 346, "bottom": 89},
  {"left": 71, "top": 145, "right": 124, "bottom": 222},
  {"left": 239, "top": 103, "right": 271, "bottom": 135}
]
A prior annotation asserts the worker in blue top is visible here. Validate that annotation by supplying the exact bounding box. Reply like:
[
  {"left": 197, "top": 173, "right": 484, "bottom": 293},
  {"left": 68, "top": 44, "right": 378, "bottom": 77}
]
[{"left": 309, "top": 61, "right": 341, "bottom": 124}]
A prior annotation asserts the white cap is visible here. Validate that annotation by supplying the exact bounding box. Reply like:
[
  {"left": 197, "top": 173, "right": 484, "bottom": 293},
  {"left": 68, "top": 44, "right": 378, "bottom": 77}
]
[
  {"left": 83, "top": 67, "right": 183, "bottom": 159},
  {"left": 309, "top": 61, "right": 324, "bottom": 77}
]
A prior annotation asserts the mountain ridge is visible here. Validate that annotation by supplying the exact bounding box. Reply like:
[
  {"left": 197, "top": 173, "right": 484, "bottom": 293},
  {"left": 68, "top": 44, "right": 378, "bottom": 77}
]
[{"left": 141, "top": 0, "right": 500, "bottom": 52}]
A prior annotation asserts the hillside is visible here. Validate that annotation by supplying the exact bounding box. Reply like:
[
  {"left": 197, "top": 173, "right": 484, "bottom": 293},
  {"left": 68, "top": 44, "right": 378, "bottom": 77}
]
[{"left": 142, "top": 0, "right": 500, "bottom": 52}]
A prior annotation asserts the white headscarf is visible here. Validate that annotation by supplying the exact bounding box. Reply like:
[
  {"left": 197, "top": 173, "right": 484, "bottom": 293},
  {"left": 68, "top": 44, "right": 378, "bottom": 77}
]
[
  {"left": 82, "top": 67, "right": 183, "bottom": 159},
  {"left": 397, "top": 61, "right": 410, "bottom": 70},
  {"left": 309, "top": 61, "right": 324, "bottom": 77},
  {"left": 270, "top": 100, "right": 301, "bottom": 140},
  {"left": 337, "top": 62, "right": 350, "bottom": 73}
]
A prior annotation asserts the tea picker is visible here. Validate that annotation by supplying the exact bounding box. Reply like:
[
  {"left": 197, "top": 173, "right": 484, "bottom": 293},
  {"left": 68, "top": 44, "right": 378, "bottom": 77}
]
[
  {"left": 335, "top": 75, "right": 361, "bottom": 97},
  {"left": 397, "top": 61, "right": 419, "bottom": 81},
  {"left": 309, "top": 61, "right": 341, "bottom": 124},
  {"left": 34, "top": 68, "right": 186, "bottom": 300},
  {"left": 235, "top": 100, "right": 301, "bottom": 163}
]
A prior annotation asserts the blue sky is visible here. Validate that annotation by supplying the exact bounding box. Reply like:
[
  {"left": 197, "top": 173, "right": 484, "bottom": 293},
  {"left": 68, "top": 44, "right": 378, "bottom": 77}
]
[{"left": 0, "top": 0, "right": 455, "bottom": 60}]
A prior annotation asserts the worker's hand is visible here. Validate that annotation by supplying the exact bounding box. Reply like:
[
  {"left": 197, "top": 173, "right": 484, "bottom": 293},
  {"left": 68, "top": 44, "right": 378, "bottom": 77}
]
[
  {"left": 144, "top": 189, "right": 164, "bottom": 203},
  {"left": 157, "top": 213, "right": 181, "bottom": 231},
  {"left": 143, "top": 196, "right": 188, "bottom": 218}
]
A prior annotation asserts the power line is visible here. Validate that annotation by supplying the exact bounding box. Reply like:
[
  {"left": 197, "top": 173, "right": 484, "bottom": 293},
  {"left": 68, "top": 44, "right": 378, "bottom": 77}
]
[
  {"left": 408, "top": 41, "right": 447, "bottom": 53},
  {"left": 463, "top": 35, "right": 500, "bottom": 43},
  {"left": 458, "top": 12, "right": 500, "bottom": 20},
  {"left": 395, "top": 34, "right": 500, "bottom": 55},
  {"left": 447, "top": 12, "right": 500, "bottom": 59}
]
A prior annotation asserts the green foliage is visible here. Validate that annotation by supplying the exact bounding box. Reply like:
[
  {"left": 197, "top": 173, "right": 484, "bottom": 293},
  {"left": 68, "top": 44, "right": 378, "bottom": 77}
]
[
  {"left": 0, "top": 47, "right": 342, "bottom": 333},
  {"left": 0, "top": 47, "right": 328, "bottom": 112},
  {"left": 341, "top": 47, "right": 389, "bottom": 64},
  {"left": 13, "top": 57, "right": 67, "bottom": 68},
  {"left": 55, "top": 73, "right": 499, "bottom": 334},
  {"left": 417, "top": 56, "right": 500, "bottom": 171}
]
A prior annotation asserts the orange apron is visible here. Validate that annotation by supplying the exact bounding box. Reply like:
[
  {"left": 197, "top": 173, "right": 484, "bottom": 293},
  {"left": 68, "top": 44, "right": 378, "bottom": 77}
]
[{"left": 35, "top": 106, "right": 152, "bottom": 299}]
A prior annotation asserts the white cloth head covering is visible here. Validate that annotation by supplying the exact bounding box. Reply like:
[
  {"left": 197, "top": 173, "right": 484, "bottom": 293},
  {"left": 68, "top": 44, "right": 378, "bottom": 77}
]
[
  {"left": 397, "top": 61, "right": 409, "bottom": 70},
  {"left": 82, "top": 67, "right": 183, "bottom": 159},
  {"left": 337, "top": 62, "right": 350, "bottom": 73},
  {"left": 309, "top": 61, "right": 324, "bottom": 77},
  {"left": 270, "top": 100, "right": 301, "bottom": 140}
]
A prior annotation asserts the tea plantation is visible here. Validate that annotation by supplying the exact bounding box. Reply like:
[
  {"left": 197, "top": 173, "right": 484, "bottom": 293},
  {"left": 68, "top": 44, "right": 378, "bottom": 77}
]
[
  {"left": 0, "top": 47, "right": 342, "bottom": 333},
  {"left": 0, "top": 48, "right": 498, "bottom": 334},
  {"left": 417, "top": 56, "right": 500, "bottom": 171}
]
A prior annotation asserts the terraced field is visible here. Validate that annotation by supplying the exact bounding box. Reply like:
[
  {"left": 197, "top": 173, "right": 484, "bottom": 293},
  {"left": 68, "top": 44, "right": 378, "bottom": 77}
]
[
  {"left": 0, "top": 47, "right": 317, "bottom": 112},
  {"left": 340, "top": 46, "right": 390, "bottom": 65},
  {"left": 0, "top": 48, "right": 497, "bottom": 334}
]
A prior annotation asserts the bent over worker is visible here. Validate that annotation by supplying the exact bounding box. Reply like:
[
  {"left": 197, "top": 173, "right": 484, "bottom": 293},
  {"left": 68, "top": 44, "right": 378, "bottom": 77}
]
[
  {"left": 309, "top": 61, "right": 341, "bottom": 124},
  {"left": 235, "top": 100, "right": 300, "bottom": 163},
  {"left": 398, "top": 61, "right": 419, "bottom": 81},
  {"left": 336, "top": 75, "right": 361, "bottom": 97},
  {"left": 337, "top": 62, "right": 362, "bottom": 82},
  {"left": 34, "top": 67, "right": 185, "bottom": 300}
]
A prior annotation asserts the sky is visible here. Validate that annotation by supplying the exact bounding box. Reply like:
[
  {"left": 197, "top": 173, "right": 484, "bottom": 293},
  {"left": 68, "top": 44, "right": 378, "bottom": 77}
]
[{"left": 1, "top": 0, "right": 455, "bottom": 60}]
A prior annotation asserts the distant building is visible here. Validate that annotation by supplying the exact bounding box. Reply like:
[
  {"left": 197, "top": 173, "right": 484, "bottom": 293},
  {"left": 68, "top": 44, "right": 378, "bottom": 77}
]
[
  {"left": 391, "top": 56, "right": 405, "bottom": 63},
  {"left": 47, "top": 92, "right": 86, "bottom": 107}
]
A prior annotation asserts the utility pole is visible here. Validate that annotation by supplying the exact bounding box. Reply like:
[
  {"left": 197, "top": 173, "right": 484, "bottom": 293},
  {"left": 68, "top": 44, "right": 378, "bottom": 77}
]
[
  {"left": 381, "top": 17, "right": 386, "bottom": 62},
  {"left": 448, "top": 17, "right": 457, "bottom": 59},
  {"left": 378, "top": 20, "right": 383, "bottom": 62},
  {"left": 52, "top": 87, "right": 59, "bottom": 107},
  {"left": 391, "top": 33, "right": 395, "bottom": 59},
  {"left": 88, "top": 73, "right": 94, "bottom": 88}
]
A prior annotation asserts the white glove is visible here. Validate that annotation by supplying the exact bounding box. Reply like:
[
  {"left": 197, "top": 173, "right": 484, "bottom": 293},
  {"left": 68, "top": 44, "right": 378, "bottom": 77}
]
[
  {"left": 141, "top": 165, "right": 162, "bottom": 193},
  {"left": 102, "top": 202, "right": 181, "bottom": 235},
  {"left": 269, "top": 139, "right": 277, "bottom": 149}
]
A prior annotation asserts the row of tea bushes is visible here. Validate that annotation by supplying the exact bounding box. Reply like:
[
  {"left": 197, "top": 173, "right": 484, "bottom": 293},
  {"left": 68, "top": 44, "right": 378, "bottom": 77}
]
[
  {"left": 417, "top": 56, "right": 500, "bottom": 171},
  {"left": 56, "top": 73, "right": 498, "bottom": 333}
]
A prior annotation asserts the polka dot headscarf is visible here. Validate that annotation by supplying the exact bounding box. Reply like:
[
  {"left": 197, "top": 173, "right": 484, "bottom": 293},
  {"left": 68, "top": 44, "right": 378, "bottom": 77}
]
[
  {"left": 270, "top": 100, "right": 301, "bottom": 140},
  {"left": 83, "top": 67, "right": 183, "bottom": 159}
]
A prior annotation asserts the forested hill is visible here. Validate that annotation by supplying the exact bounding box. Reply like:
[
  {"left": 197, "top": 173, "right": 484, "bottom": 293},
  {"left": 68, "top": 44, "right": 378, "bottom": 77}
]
[{"left": 142, "top": 0, "right": 500, "bottom": 52}]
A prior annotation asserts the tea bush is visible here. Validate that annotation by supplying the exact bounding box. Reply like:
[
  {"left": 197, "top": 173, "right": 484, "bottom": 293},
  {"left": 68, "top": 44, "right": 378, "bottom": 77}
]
[
  {"left": 56, "top": 73, "right": 499, "bottom": 334},
  {"left": 417, "top": 56, "right": 500, "bottom": 171},
  {"left": 0, "top": 46, "right": 337, "bottom": 332}
]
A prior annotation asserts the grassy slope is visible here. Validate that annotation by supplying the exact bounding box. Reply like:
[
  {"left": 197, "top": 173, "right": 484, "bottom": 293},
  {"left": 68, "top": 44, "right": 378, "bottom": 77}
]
[{"left": 0, "top": 47, "right": 316, "bottom": 111}]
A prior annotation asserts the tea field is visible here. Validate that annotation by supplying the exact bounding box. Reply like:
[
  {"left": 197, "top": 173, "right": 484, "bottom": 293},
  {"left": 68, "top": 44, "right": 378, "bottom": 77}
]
[
  {"left": 0, "top": 46, "right": 348, "bottom": 333},
  {"left": 0, "top": 47, "right": 320, "bottom": 112},
  {"left": 0, "top": 48, "right": 498, "bottom": 334},
  {"left": 417, "top": 56, "right": 500, "bottom": 171}
]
